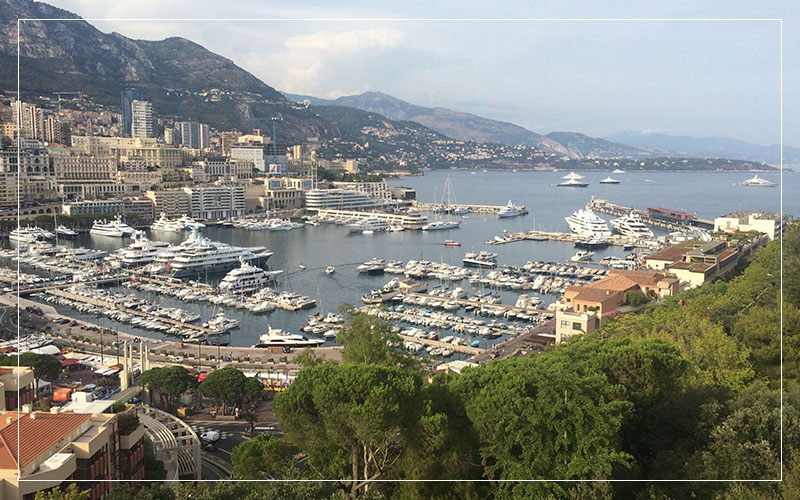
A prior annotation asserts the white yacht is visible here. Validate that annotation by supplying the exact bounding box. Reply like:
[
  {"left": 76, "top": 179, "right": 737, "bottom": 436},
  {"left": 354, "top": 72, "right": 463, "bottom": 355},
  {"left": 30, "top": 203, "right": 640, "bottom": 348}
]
[
  {"left": 422, "top": 220, "right": 461, "bottom": 231},
  {"left": 565, "top": 207, "right": 613, "bottom": 237},
  {"left": 452, "top": 206, "right": 469, "bottom": 216},
  {"left": 557, "top": 171, "right": 589, "bottom": 187},
  {"left": 10, "top": 226, "right": 53, "bottom": 243},
  {"left": 347, "top": 218, "right": 390, "bottom": 233},
  {"left": 612, "top": 169, "right": 625, "bottom": 174},
  {"left": 105, "top": 231, "right": 171, "bottom": 268},
  {"left": 55, "top": 225, "right": 78, "bottom": 238},
  {"left": 203, "top": 312, "right": 240, "bottom": 333},
  {"left": 569, "top": 250, "right": 594, "bottom": 262},
  {"left": 610, "top": 212, "right": 654, "bottom": 239},
  {"left": 151, "top": 213, "right": 185, "bottom": 232},
  {"left": 497, "top": 200, "right": 521, "bottom": 218},
  {"left": 325, "top": 266, "right": 336, "bottom": 275},
  {"left": 176, "top": 215, "right": 206, "bottom": 230},
  {"left": 739, "top": 175, "right": 776, "bottom": 187},
  {"left": 219, "top": 261, "right": 282, "bottom": 294},
  {"left": 253, "top": 326, "right": 325, "bottom": 348},
  {"left": 463, "top": 251, "right": 498, "bottom": 268},
  {"left": 110, "top": 215, "right": 135, "bottom": 235},
  {"left": 90, "top": 219, "right": 125, "bottom": 237},
  {"left": 156, "top": 228, "right": 273, "bottom": 277},
  {"left": 600, "top": 176, "right": 621, "bottom": 184},
  {"left": 357, "top": 258, "right": 386, "bottom": 274},
  {"left": 69, "top": 247, "right": 108, "bottom": 260}
]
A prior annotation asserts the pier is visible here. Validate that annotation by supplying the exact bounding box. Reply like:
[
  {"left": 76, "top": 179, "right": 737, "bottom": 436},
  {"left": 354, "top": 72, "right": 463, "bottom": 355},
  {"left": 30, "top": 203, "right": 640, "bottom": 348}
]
[
  {"left": 589, "top": 198, "right": 714, "bottom": 231},
  {"left": 484, "top": 230, "right": 656, "bottom": 249},
  {"left": 412, "top": 201, "right": 527, "bottom": 215},
  {"left": 397, "top": 333, "right": 483, "bottom": 356},
  {"left": 403, "top": 292, "right": 551, "bottom": 317},
  {"left": 16, "top": 275, "right": 130, "bottom": 295},
  {"left": 312, "top": 209, "right": 428, "bottom": 229}
]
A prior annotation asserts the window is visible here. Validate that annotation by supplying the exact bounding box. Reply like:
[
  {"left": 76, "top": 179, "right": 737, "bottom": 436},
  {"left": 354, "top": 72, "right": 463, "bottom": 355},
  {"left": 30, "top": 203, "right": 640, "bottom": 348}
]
[
  {"left": 560, "top": 320, "right": 570, "bottom": 329},
  {"left": 572, "top": 322, "right": 582, "bottom": 330}
]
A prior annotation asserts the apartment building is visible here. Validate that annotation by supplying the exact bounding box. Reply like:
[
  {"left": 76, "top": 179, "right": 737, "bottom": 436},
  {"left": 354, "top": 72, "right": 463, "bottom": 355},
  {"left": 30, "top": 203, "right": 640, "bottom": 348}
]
[
  {"left": 184, "top": 184, "right": 245, "bottom": 220},
  {"left": 62, "top": 200, "right": 124, "bottom": 217},
  {"left": 145, "top": 189, "right": 191, "bottom": 218},
  {"left": 714, "top": 211, "right": 788, "bottom": 241},
  {"left": 645, "top": 240, "right": 745, "bottom": 288},
  {"left": 0, "top": 367, "right": 35, "bottom": 412},
  {"left": 130, "top": 100, "right": 153, "bottom": 139},
  {"left": 52, "top": 155, "right": 117, "bottom": 182}
]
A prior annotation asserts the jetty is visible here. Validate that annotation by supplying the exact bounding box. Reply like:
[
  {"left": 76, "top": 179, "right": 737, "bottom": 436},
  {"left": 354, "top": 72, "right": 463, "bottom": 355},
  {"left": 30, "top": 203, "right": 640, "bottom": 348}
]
[
  {"left": 589, "top": 198, "right": 714, "bottom": 231},
  {"left": 398, "top": 333, "right": 483, "bottom": 356},
  {"left": 413, "top": 201, "right": 527, "bottom": 215}
]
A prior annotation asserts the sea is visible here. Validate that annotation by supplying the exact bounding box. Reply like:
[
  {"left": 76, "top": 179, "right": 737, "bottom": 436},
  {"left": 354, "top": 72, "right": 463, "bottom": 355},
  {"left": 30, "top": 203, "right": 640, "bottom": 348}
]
[{"left": 19, "top": 170, "right": 795, "bottom": 358}]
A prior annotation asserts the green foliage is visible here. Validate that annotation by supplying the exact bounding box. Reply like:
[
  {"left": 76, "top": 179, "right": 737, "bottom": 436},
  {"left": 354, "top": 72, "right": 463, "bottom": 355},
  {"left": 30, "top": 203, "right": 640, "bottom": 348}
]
[
  {"left": 143, "top": 436, "right": 167, "bottom": 480},
  {"left": 104, "top": 484, "right": 175, "bottom": 500},
  {"left": 117, "top": 410, "right": 140, "bottom": 435},
  {"left": 231, "top": 434, "right": 299, "bottom": 479},
  {"left": 171, "top": 481, "right": 347, "bottom": 500},
  {"left": 293, "top": 347, "right": 328, "bottom": 368},
  {"left": 244, "top": 376, "right": 264, "bottom": 402},
  {"left": 35, "top": 484, "right": 90, "bottom": 500},
  {"left": 626, "top": 290, "right": 649, "bottom": 306},
  {"left": 199, "top": 366, "right": 248, "bottom": 413},
  {"left": 139, "top": 365, "right": 193, "bottom": 409},
  {"left": 336, "top": 311, "right": 416, "bottom": 369}
]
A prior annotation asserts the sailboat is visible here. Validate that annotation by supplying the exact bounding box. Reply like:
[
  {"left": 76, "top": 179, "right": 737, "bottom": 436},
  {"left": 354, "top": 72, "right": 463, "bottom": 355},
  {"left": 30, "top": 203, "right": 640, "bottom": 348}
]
[{"left": 441, "top": 175, "right": 469, "bottom": 215}]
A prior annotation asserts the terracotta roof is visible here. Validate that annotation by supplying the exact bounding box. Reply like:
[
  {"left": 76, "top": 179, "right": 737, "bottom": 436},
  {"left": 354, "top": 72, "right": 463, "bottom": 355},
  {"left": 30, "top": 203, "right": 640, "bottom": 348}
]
[
  {"left": 646, "top": 245, "right": 689, "bottom": 263},
  {"left": 585, "top": 274, "right": 640, "bottom": 292},
  {"left": 0, "top": 368, "right": 11, "bottom": 376},
  {"left": 668, "top": 261, "right": 715, "bottom": 272},
  {"left": 0, "top": 412, "right": 91, "bottom": 470},
  {"left": 608, "top": 269, "right": 666, "bottom": 287},
  {"left": 570, "top": 286, "right": 625, "bottom": 303}
]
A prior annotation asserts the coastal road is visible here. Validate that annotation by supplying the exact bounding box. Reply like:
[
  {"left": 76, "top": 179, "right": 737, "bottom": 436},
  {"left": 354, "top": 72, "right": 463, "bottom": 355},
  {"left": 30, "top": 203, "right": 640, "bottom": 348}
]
[{"left": 470, "top": 319, "right": 555, "bottom": 363}]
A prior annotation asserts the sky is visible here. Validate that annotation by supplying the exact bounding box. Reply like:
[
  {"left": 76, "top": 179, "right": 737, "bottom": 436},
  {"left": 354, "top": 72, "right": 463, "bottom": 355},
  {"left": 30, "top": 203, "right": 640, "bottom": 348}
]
[{"left": 38, "top": 1, "right": 797, "bottom": 147}]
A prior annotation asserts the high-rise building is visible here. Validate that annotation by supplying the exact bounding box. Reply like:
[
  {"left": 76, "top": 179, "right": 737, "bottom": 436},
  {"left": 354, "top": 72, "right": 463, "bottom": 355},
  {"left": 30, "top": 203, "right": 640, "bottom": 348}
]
[
  {"left": 44, "top": 116, "right": 70, "bottom": 144},
  {"left": 121, "top": 88, "right": 143, "bottom": 137},
  {"left": 12, "top": 101, "right": 44, "bottom": 140},
  {"left": 175, "top": 121, "right": 210, "bottom": 149},
  {"left": 130, "top": 100, "right": 153, "bottom": 139}
]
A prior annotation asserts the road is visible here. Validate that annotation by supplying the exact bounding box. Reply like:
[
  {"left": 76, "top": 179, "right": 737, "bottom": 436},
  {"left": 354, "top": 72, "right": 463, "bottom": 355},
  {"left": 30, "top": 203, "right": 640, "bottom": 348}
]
[{"left": 470, "top": 319, "right": 556, "bottom": 363}]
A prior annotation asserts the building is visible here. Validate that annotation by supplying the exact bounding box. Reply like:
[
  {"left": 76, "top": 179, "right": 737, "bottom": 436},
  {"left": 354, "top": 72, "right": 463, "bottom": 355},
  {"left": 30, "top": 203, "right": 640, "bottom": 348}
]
[
  {"left": 71, "top": 136, "right": 199, "bottom": 169},
  {"left": 124, "top": 197, "right": 156, "bottom": 222},
  {"left": 62, "top": 200, "right": 124, "bottom": 216},
  {"left": 191, "top": 158, "right": 253, "bottom": 183},
  {"left": 12, "top": 101, "right": 44, "bottom": 140},
  {"left": 714, "top": 211, "right": 787, "bottom": 241},
  {"left": 44, "top": 116, "right": 70, "bottom": 145},
  {"left": 184, "top": 184, "right": 245, "bottom": 220},
  {"left": 230, "top": 143, "right": 288, "bottom": 174},
  {"left": 647, "top": 207, "right": 695, "bottom": 224},
  {"left": 0, "top": 367, "right": 35, "bottom": 412},
  {"left": 145, "top": 189, "right": 191, "bottom": 218},
  {"left": 389, "top": 186, "right": 416, "bottom": 201},
  {"left": 304, "top": 188, "right": 381, "bottom": 211},
  {"left": 0, "top": 148, "right": 51, "bottom": 175},
  {"left": 0, "top": 408, "right": 146, "bottom": 499},
  {"left": 174, "top": 122, "right": 210, "bottom": 149},
  {"left": 220, "top": 131, "right": 242, "bottom": 155},
  {"left": 645, "top": 240, "right": 744, "bottom": 288},
  {"left": 52, "top": 154, "right": 117, "bottom": 182},
  {"left": 121, "top": 88, "right": 143, "bottom": 137},
  {"left": 1, "top": 123, "right": 17, "bottom": 140},
  {"left": 116, "top": 170, "right": 163, "bottom": 192},
  {"left": 332, "top": 181, "right": 392, "bottom": 201},
  {"left": 130, "top": 100, "right": 153, "bottom": 139}
]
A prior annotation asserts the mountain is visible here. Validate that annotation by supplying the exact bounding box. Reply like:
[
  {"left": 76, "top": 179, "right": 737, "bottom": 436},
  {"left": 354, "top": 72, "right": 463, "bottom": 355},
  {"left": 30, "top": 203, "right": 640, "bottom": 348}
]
[
  {"left": 0, "top": 0, "right": 335, "bottom": 141},
  {"left": 544, "top": 131, "right": 652, "bottom": 159},
  {"left": 605, "top": 131, "right": 799, "bottom": 167}
]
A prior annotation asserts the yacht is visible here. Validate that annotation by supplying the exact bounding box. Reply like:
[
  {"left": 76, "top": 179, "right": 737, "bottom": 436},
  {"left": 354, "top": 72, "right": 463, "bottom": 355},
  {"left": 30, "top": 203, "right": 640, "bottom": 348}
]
[
  {"left": 739, "top": 175, "right": 776, "bottom": 187},
  {"left": 347, "top": 218, "right": 390, "bottom": 233},
  {"left": 452, "top": 206, "right": 469, "bottom": 216},
  {"left": 156, "top": 228, "right": 273, "bottom": 277},
  {"left": 612, "top": 169, "right": 625, "bottom": 174},
  {"left": 176, "top": 214, "right": 206, "bottom": 230},
  {"left": 325, "top": 266, "right": 336, "bottom": 275},
  {"left": 110, "top": 215, "right": 135, "bottom": 236},
  {"left": 569, "top": 250, "right": 594, "bottom": 262},
  {"left": 565, "top": 207, "right": 613, "bottom": 237},
  {"left": 203, "top": 312, "right": 240, "bottom": 333},
  {"left": 357, "top": 258, "right": 386, "bottom": 274},
  {"left": 422, "top": 220, "right": 461, "bottom": 231},
  {"left": 55, "top": 225, "right": 78, "bottom": 238},
  {"left": 10, "top": 226, "right": 53, "bottom": 243},
  {"left": 151, "top": 213, "right": 185, "bottom": 232},
  {"left": 497, "top": 200, "right": 521, "bottom": 218},
  {"left": 69, "top": 247, "right": 108, "bottom": 260},
  {"left": 219, "top": 260, "right": 282, "bottom": 294},
  {"left": 252, "top": 326, "right": 325, "bottom": 348},
  {"left": 463, "top": 251, "right": 498, "bottom": 268},
  {"left": 557, "top": 171, "right": 589, "bottom": 187},
  {"left": 600, "top": 176, "right": 621, "bottom": 184},
  {"left": 90, "top": 219, "right": 125, "bottom": 237},
  {"left": 574, "top": 237, "right": 610, "bottom": 249},
  {"left": 610, "top": 212, "right": 655, "bottom": 239},
  {"left": 106, "top": 231, "right": 171, "bottom": 268}
]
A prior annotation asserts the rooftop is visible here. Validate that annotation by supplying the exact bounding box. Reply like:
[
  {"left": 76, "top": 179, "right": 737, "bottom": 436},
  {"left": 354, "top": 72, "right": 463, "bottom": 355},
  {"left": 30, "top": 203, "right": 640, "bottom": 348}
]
[
  {"left": 585, "top": 274, "right": 640, "bottom": 292},
  {"left": 0, "top": 412, "right": 91, "bottom": 470},
  {"left": 646, "top": 242, "right": 695, "bottom": 263}
]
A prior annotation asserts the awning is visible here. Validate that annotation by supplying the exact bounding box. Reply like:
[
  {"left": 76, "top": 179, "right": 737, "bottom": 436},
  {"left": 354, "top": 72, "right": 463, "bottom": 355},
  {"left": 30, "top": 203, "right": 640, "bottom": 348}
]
[{"left": 61, "top": 358, "right": 79, "bottom": 367}]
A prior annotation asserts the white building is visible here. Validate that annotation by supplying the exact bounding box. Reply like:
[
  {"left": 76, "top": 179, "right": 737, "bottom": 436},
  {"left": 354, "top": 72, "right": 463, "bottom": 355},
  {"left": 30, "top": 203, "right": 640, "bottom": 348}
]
[
  {"left": 130, "top": 100, "right": 153, "bottom": 139},
  {"left": 183, "top": 185, "right": 245, "bottom": 220},
  {"left": 714, "top": 211, "right": 787, "bottom": 241},
  {"left": 231, "top": 144, "right": 287, "bottom": 174},
  {"left": 175, "top": 122, "right": 210, "bottom": 149},
  {"left": 304, "top": 188, "right": 381, "bottom": 210}
]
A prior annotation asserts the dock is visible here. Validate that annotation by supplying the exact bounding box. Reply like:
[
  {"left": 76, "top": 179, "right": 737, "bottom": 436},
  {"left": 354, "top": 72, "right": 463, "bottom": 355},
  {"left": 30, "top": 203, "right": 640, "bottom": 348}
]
[
  {"left": 312, "top": 209, "right": 428, "bottom": 229},
  {"left": 403, "top": 292, "right": 551, "bottom": 316},
  {"left": 589, "top": 198, "right": 714, "bottom": 231},
  {"left": 398, "top": 333, "right": 483, "bottom": 356},
  {"left": 17, "top": 275, "right": 130, "bottom": 295},
  {"left": 413, "top": 202, "right": 527, "bottom": 215},
  {"left": 484, "top": 230, "right": 655, "bottom": 249}
]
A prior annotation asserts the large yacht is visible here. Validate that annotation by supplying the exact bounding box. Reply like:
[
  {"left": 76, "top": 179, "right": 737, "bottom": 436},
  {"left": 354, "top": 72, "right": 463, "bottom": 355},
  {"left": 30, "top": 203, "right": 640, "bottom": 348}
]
[
  {"left": 463, "top": 251, "right": 498, "bottom": 268},
  {"left": 10, "top": 226, "right": 53, "bottom": 243},
  {"left": 218, "top": 260, "right": 283, "bottom": 294},
  {"left": 105, "top": 231, "right": 171, "bottom": 268},
  {"left": 347, "top": 218, "right": 390, "bottom": 233},
  {"left": 55, "top": 225, "right": 78, "bottom": 238},
  {"left": 610, "top": 212, "right": 654, "bottom": 239},
  {"left": 497, "top": 200, "right": 521, "bottom": 218},
  {"left": 156, "top": 228, "right": 273, "bottom": 278},
  {"left": 565, "top": 207, "right": 613, "bottom": 237},
  {"left": 110, "top": 215, "right": 135, "bottom": 236},
  {"left": 557, "top": 172, "right": 589, "bottom": 187},
  {"left": 600, "top": 176, "right": 621, "bottom": 184},
  {"left": 176, "top": 215, "right": 206, "bottom": 230},
  {"left": 422, "top": 220, "right": 461, "bottom": 231},
  {"left": 252, "top": 326, "right": 325, "bottom": 348},
  {"left": 151, "top": 213, "right": 185, "bottom": 232},
  {"left": 739, "top": 175, "right": 776, "bottom": 187},
  {"left": 90, "top": 219, "right": 125, "bottom": 237}
]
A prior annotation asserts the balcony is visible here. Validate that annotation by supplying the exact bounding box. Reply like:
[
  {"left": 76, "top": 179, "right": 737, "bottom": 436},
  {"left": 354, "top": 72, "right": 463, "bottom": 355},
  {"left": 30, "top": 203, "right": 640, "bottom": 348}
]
[{"left": 119, "top": 424, "right": 145, "bottom": 450}]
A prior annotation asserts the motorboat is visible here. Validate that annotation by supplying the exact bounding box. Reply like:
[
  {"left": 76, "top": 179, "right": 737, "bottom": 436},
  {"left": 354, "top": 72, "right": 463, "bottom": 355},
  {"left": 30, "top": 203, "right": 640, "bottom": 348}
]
[
  {"left": 325, "top": 266, "right": 336, "bottom": 275},
  {"left": 357, "top": 258, "right": 386, "bottom": 275},
  {"left": 574, "top": 237, "right": 610, "bottom": 249},
  {"left": 565, "top": 207, "right": 613, "bottom": 237},
  {"left": 105, "top": 231, "right": 171, "bottom": 267},
  {"left": 497, "top": 200, "right": 522, "bottom": 218},
  {"left": 569, "top": 250, "right": 594, "bottom": 262},
  {"left": 55, "top": 225, "right": 78, "bottom": 238},
  {"left": 463, "top": 251, "right": 498, "bottom": 268},
  {"left": 557, "top": 171, "right": 589, "bottom": 188},
  {"left": 739, "top": 175, "right": 776, "bottom": 187},
  {"left": 109, "top": 215, "right": 135, "bottom": 235},
  {"left": 610, "top": 212, "right": 654, "bottom": 239},
  {"left": 600, "top": 177, "right": 621, "bottom": 184},
  {"left": 612, "top": 169, "right": 625, "bottom": 174},
  {"left": 155, "top": 228, "right": 273, "bottom": 277},
  {"left": 422, "top": 220, "right": 461, "bottom": 231},
  {"left": 347, "top": 218, "right": 390, "bottom": 233},
  {"left": 252, "top": 326, "right": 325, "bottom": 348},
  {"left": 151, "top": 213, "right": 185, "bottom": 232},
  {"left": 218, "top": 260, "right": 282, "bottom": 294},
  {"left": 176, "top": 214, "right": 206, "bottom": 230},
  {"left": 90, "top": 219, "right": 125, "bottom": 237},
  {"left": 444, "top": 240, "right": 462, "bottom": 247},
  {"left": 10, "top": 226, "right": 53, "bottom": 243}
]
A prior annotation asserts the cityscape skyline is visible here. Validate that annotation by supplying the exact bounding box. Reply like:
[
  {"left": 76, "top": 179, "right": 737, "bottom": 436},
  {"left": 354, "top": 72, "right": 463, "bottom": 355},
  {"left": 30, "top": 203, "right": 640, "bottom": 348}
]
[{"left": 34, "top": 0, "right": 796, "bottom": 147}]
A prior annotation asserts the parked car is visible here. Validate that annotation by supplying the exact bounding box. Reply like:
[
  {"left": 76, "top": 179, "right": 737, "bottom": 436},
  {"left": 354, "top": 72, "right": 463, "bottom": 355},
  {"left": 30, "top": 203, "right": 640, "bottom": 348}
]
[{"left": 200, "top": 430, "right": 220, "bottom": 442}]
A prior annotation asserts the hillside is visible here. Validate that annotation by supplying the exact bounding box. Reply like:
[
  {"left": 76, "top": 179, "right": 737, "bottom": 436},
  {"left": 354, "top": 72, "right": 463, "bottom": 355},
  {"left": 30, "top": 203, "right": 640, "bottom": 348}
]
[{"left": 545, "top": 131, "right": 653, "bottom": 158}]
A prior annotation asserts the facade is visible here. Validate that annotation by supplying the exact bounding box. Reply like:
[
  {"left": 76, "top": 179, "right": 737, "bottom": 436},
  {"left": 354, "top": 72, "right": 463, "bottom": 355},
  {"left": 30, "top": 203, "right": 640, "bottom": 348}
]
[
  {"left": 304, "top": 188, "right": 381, "bottom": 210},
  {"left": 0, "top": 409, "right": 145, "bottom": 500},
  {"left": 52, "top": 155, "right": 117, "bottom": 182},
  {"left": 44, "top": 116, "right": 70, "bottom": 145},
  {"left": 230, "top": 144, "right": 266, "bottom": 172},
  {"left": 62, "top": 200, "right": 124, "bottom": 216},
  {"left": 124, "top": 197, "right": 156, "bottom": 222},
  {"left": 71, "top": 137, "right": 197, "bottom": 169},
  {"left": 116, "top": 170, "right": 163, "bottom": 191},
  {"left": 220, "top": 131, "right": 242, "bottom": 155},
  {"left": 645, "top": 240, "right": 745, "bottom": 288},
  {"left": 191, "top": 158, "right": 254, "bottom": 183},
  {"left": 145, "top": 189, "right": 191, "bottom": 218},
  {"left": 121, "top": 88, "right": 143, "bottom": 137},
  {"left": 0, "top": 367, "right": 35, "bottom": 412},
  {"left": 332, "top": 181, "right": 392, "bottom": 201},
  {"left": 12, "top": 101, "right": 43, "bottom": 140},
  {"left": 130, "top": 100, "right": 153, "bottom": 139},
  {"left": 184, "top": 184, "right": 246, "bottom": 220},
  {"left": 174, "top": 122, "right": 210, "bottom": 149},
  {"left": 0, "top": 148, "right": 51, "bottom": 175},
  {"left": 714, "top": 211, "right": 787, "bottom": 241}
]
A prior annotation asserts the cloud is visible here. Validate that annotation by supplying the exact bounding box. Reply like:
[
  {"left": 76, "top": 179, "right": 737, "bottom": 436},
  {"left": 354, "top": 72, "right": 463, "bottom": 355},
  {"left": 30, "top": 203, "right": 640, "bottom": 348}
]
[{"left": 285, "top": 28, "right": 405, "bottom": 52}]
